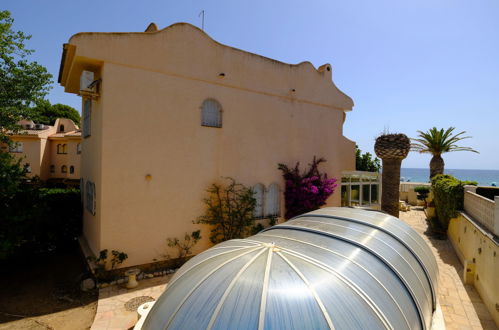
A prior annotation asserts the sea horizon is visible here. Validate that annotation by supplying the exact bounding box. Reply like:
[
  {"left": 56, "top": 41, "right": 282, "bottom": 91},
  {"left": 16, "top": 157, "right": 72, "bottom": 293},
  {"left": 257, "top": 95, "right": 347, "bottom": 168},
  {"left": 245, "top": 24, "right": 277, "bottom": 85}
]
[{"left": 399, "top": 167, "right": 499, "bottom": 186}]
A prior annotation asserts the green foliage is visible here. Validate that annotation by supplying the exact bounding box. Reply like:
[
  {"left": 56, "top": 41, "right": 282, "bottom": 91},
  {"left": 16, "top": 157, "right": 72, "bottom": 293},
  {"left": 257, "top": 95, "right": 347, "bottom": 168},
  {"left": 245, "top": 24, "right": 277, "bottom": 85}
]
[
  {"left": 476, "top": 187, "right": 499, "bottom": 201},
  {"left": 111, "top": 250, "right": 128, "bottom": 269},
  {"left": 32, "top": 100, "right": 80, "bottom": 125},
  {"left": 411, "top": 127, "right": 478, "bottom": 156},
  {"left": 197, "top": 178, "right": 256, "bottom": 244},
  {"left": 165, "top": 230, "right": 202, "bottom": 260},
  {"left": 0, "top": 11, "right": 52, "bottom": 144},
  {"left": 87, "top": 249, "right": 128, "bottom": 277},
  {"left": 431, "top": 174, "right": 476, "bottom": 231},
  {"left": 414, "top": 186, "right": 430, "bottom": 205},
  {"left": 0, "top": 151, "right": 27, "bottom": 199},
  {"left": 355, "top": 145, "right": 381, "bottom": 172},
  {"left": 0, "top": 186, "right": 82, "bottom": 259}
]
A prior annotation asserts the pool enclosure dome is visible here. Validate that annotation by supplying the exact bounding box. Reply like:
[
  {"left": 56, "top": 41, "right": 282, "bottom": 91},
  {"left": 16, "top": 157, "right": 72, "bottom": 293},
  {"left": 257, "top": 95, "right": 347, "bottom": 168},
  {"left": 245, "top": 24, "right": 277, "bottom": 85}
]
[{"left": 142, "top": 207, "right": 438, "bottom": 330}]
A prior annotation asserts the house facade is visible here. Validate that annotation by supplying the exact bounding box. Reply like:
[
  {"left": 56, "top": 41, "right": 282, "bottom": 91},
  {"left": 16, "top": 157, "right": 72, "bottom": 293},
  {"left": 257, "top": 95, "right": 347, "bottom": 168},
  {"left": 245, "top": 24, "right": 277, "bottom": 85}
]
[
  {"left": 3, "top": 118, "right": 81, "bottom": 182},
  {"left": 59, "top": 22, "right": 356, "bottom": 267}
]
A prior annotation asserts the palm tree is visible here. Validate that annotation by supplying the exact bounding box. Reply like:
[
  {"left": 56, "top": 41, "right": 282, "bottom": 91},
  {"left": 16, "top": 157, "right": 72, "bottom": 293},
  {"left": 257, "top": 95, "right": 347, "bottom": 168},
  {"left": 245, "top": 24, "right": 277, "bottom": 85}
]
[
  {"left": 375, "top": 133, "right": 411, "bottom": 217},
  {"left": 411, "top": 127, "right": 478, "bottom": 179}
]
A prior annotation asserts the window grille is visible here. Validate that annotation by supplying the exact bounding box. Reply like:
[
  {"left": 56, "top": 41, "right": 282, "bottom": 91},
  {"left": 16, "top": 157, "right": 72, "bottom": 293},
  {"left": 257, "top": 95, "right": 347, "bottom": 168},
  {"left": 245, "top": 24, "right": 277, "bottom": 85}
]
[
  {"left": 201, "top": 99, "right": 222, "bottom": 127},
  {"left": 252, "top": 183, "right": 265, "bottom": 218},
  {"left": 83, "top": 98, "right": 92, "bottom": 138},
  {"left": 85, "top": 180, "right": 96, "bottom": 215},
  {"left": 265, "top": 183, "right": 280, "bottom": 217}
]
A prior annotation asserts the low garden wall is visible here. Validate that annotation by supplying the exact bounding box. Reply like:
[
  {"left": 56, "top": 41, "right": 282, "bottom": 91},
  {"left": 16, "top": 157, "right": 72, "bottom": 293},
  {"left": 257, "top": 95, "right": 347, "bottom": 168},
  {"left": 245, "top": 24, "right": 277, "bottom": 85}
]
[
  {"left": 447, "top": 213, "right": 499, "bottom": 326},
  {"left": 400, "top": 182, "right": 432, "bottom": 205}
]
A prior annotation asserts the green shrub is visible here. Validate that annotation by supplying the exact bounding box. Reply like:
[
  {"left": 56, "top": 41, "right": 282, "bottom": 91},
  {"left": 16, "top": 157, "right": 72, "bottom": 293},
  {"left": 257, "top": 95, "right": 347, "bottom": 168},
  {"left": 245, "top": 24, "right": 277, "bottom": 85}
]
[
  {"left": 0, "top": 187, "right": 82, "bottom": 259},
  {"left": 431, "top": 174, "right": 476, "bottom": 231},
  {"left": 414, "top": 186, "right": 430, "bottom": 206}
]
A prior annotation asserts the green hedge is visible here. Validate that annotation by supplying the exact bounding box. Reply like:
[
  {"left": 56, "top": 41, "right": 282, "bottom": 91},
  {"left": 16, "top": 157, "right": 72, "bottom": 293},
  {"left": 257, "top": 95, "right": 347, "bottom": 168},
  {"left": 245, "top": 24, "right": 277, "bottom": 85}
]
[
  {"left": 476, "top": 187, "right": 499, "bottom": 201},
  {"left": 0, "top": 187, "right": 82, "bottom": 259},
  {"left": 431, "top": 174, "right": 476, "bottom": 231}
]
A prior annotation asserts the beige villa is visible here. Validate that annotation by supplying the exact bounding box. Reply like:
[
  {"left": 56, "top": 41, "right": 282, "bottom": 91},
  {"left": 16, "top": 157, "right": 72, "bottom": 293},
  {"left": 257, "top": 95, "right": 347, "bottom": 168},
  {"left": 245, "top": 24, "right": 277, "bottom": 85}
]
[
  {"left": 58, "top": 22, "right": 356, "bottom": 267},
  {"left": 2, "top": 118, "right": 81, "bottom": 183}
]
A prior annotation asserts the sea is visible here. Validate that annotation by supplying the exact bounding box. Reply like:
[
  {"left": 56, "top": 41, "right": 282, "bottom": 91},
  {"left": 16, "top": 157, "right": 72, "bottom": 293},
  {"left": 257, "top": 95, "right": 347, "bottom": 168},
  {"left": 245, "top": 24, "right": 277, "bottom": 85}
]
[{"left": 400, "top": 168, "right": 499, "bottom": 186}]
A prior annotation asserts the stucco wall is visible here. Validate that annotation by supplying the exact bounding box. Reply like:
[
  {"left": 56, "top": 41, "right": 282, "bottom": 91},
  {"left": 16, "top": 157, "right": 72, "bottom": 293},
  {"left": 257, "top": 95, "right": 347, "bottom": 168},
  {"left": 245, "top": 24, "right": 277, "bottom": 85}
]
[
  {"left": 448, "top": 213, "right": 499, "bottom": 326},
  {"left": 64, "top": 23, "right": 355, "bottom": 267},
  {"left": 9, "top": 137, "right": 42, "bottom": 178}
]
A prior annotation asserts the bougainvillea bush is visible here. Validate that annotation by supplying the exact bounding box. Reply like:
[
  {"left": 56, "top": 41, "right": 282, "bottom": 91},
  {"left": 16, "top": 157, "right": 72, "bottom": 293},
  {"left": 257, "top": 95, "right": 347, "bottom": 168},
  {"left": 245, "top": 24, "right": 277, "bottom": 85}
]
[{"left": 278, "top": 157, "right": 337, "bottom": 219}]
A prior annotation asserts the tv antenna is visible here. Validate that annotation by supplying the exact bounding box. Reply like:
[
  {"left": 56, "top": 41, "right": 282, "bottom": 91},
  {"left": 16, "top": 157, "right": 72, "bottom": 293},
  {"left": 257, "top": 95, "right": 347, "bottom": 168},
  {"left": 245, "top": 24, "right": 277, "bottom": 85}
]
[{"left": 199, "top": 10, "right": 205, "bottom": 31}]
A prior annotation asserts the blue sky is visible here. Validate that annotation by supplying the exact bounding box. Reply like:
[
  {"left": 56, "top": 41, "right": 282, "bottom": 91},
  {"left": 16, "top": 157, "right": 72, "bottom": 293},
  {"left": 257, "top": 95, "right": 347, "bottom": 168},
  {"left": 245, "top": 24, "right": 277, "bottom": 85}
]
[{"left": 4, "top": 0, "right": 498, "bottom": 169}]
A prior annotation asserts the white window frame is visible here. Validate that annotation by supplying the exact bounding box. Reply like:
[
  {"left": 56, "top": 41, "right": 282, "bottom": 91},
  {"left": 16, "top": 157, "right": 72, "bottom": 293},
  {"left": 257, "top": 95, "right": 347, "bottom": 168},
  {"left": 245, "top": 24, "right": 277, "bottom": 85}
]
[
  {"left": 341, "top": 171, "right": 381, "bottom": 207},
  {"left": 201, "top": 99, "right": 222, "bottom": 128}
]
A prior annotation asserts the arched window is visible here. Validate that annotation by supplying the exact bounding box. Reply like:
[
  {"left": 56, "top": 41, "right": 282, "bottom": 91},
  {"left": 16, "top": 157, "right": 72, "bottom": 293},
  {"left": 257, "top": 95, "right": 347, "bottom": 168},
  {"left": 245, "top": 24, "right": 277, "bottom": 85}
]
[
  {"left": 201, "top": 99, "right": 222, "bottom": 128},
  {"left": 252, "top": 183, "right": 265, "bottom": 219},
  {"left": 77, "top": 143, "right": 82, "bottom": 154},
  {"left": 59, "top": 124, "right": 65, "bottom": 132},
  {"left": 61, "top": 165, "right": 67, "bottom": 173},
  {"left": 57, "top": 144, "right": 62, "bottom": 154},
  {"left": 50, "top": 165, "right": 55, "bottom": 173},
  {"left": 265, "top": 183, "right": 280, "bottom": 217},
  {"left": 63, "top": 144, "right": 68, "bottom": 154},
  {"left": 70, "top": 166, "right": 75, "bottom": 174}
]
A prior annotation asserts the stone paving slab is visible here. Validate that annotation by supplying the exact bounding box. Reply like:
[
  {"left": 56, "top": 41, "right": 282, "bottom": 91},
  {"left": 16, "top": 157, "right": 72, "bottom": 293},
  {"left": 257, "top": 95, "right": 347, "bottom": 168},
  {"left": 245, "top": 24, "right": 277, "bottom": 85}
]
[
  {"left": 91, "top": 275, "right": 171, "bottom": 330},
  {"left": 399, "top": 208, "right": 498, "bottom": 330}
]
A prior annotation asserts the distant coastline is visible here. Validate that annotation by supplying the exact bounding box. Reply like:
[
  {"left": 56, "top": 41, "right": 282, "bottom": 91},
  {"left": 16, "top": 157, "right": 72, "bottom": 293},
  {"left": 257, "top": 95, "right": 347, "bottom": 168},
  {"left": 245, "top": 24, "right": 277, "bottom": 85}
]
[{"left": 400, "top": 168, "right": 499, "bottom": 186}]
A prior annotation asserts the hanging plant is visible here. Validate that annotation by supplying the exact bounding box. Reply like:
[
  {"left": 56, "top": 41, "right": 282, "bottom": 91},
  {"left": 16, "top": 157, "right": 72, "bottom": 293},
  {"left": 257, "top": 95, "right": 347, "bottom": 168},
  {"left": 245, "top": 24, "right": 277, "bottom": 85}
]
[{"left": 278, "top": 157, "right": 337, "bottom": 219}]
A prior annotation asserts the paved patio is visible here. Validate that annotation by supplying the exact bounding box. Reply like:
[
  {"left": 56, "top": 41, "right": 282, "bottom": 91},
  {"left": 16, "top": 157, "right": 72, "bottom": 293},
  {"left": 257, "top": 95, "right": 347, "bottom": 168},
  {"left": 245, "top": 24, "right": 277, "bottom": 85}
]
[
  {"left": 90, "top": 208, "right": 498, "bottom": 330},
  {"left": 90, "top": 275, "right": 171, "bottom": 330},
  {"left": 399, "top": 207, "right": 497, "bottom": 330}
]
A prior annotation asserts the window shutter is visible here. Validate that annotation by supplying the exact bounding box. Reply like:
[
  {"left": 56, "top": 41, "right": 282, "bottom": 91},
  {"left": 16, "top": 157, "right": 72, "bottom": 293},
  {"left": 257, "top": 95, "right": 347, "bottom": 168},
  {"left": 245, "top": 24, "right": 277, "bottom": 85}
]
[
  {"left": 83, "top": 99, "right": 92, "bottom": 137},
  {"left": 265, "top": 183, "right": 280, "bottom": 217},
  {"left": 80, "top": 178, "right": 84, "bottom": 203},
  {"left": 201, "top": 99, "right": 222, "bottom": 127},
  {"left": 252, "top": 184, "right": 264, "bottom": 218},
  {"left": 92, "top": 182, "right": 96, "bottom": 215}
]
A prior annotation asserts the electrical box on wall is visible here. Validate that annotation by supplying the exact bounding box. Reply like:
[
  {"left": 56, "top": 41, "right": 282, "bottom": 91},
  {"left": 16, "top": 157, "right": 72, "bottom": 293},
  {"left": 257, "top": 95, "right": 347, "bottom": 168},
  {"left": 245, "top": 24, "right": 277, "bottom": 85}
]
[{"left": 80, "top": 71, "right": 95, "bottom": 92}]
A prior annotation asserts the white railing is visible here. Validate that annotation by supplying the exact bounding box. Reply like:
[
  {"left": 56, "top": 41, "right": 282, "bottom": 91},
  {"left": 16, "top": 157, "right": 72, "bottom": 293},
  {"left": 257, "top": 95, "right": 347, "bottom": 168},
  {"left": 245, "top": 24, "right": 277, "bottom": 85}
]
[{"left": 463, "top": 187, "right": 499, "bottom": 236}]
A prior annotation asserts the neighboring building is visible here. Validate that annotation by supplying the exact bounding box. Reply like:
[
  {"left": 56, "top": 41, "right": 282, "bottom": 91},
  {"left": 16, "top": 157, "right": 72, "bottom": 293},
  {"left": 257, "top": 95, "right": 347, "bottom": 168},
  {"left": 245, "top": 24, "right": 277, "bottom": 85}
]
[
  {"left": 58, "top": 22, "right": 356, "bottom": 267},
  {"left": 2, "top": 118, "right": 81, "bottom": 183}
]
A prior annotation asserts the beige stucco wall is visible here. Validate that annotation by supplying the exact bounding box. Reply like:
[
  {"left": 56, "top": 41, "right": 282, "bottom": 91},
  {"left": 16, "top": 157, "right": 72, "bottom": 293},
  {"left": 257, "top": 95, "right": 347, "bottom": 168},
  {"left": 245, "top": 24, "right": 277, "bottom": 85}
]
[
  {"left": 8, "top": 137, "right": 42, "bottom": 178},
  {"left": 48, "top": 138, "right": 81, "bottom": 179},
  {"left": 448, "top": 213, "right": 499, "bottom": 326},
  {"left": 62, "top": 23, "right": 356, "bottom": 267}
]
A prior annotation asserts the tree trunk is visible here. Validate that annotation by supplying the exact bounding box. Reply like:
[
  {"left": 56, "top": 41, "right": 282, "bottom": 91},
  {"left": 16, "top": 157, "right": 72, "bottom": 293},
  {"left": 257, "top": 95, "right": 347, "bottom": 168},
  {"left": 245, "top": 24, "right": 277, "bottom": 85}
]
[
  {"left": 381, "top": 158, "right": 402, "bottom": 217},
  {"left": 430, "top": 155, "right": 444, "bottom": 180}
]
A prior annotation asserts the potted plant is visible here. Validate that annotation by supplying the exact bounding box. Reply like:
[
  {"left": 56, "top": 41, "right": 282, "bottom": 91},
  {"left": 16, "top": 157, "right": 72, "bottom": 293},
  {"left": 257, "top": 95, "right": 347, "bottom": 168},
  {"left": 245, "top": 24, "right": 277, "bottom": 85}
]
[
  {"left": 425, "top": 200, "right": 436, "bottom": 218},
  {"left": 414, "top": 186, "right": 430, "bottom": 208}
]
